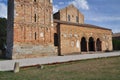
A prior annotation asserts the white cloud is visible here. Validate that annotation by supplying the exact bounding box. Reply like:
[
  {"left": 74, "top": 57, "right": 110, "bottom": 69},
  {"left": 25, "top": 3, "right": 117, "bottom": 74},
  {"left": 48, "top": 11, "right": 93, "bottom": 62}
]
[
  {"left": 53, "top": 0, "right": 90, "bottom": 13},
  {"left": 106, "top": 24, "right": 120, "bottom": 33},
  {"left": 59, "top": 2, "right": 65, "bottom": 5},
  {"left": 53, "top": 5, "right": 60, "bottom": 13},
  {"left": 69, "top": 0, "right": 90, "bottom": 10},
  {"left": 85, "top": 15, "right": 120, "bottom": 33},
  {"left": 113, "top": 28, "right": 120, "bottom": 33},
  {"left": 0, "top": 2, "right": 7, "bottom": 18}
]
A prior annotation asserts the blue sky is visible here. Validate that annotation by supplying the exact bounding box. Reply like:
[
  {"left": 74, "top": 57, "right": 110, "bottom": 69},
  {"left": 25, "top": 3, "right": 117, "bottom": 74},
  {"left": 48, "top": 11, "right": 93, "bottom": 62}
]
[{"left": 0, "top": 0, "right": 120, "bottom": 33}]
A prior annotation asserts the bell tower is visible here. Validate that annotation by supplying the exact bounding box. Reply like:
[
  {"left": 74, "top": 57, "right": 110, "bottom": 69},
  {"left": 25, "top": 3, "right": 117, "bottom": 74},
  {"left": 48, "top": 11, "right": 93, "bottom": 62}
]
[{"left": 7, "top": 0, "right": 57, "bottom": 59}]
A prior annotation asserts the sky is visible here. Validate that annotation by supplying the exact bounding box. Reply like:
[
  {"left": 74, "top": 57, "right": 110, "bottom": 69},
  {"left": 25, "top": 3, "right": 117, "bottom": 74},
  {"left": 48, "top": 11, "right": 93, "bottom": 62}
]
[{"left": 0, "top": 0, "right": 120, "bottom": 33}]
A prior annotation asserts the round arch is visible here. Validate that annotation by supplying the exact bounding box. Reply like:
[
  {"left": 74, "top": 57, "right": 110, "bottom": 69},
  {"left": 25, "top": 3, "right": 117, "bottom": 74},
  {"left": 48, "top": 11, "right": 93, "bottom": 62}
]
[
  {"left": 89, "top": 37, "right": 95, "bottom": 51},
  {"left": 96, "top": 38, "right": 102, "bottom": 51},
  {"left": 81, "top": 37, "right": 87, "bottom": 52}
]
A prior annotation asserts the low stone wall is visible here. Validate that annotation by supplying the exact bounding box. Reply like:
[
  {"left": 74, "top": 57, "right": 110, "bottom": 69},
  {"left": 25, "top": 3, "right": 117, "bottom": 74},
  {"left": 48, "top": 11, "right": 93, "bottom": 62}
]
[
  {"left": 0, "top": 52, "right": 120, "bottom": 71},
  {"left": 12, "top": 44, "right": 58, "bottom": 59}
]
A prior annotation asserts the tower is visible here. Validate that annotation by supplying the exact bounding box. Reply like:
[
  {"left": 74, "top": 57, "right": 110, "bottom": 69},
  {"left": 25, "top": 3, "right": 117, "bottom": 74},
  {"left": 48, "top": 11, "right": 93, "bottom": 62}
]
[{"left": 7, "top": 0, "right": 57, "bottom": 59}]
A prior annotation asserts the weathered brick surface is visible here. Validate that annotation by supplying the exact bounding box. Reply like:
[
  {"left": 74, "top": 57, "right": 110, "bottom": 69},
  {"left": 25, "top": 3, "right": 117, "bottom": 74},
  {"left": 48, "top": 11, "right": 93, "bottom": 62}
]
[
  {"left": 54, "top": 4, "right": 84, "bottom": 24},
  {"left": 7, "top": 0, "right": 113, "bottom": 59},
  {"left": 54, "top": 4, "right": 113, "bottom": 55},
  {"left": 57, "top": 23, "right": 113, "bottom": 55},
  {"left": 12, "top": 43, "right": 57, "bottom": 59},
  {"left": 7, "top": 0, "right": 57, "bottom": 59}
]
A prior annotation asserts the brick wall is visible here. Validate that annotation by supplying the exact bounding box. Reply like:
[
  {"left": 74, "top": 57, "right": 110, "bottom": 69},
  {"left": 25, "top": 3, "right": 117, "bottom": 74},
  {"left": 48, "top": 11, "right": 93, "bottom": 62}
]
[
  {"left": 7, "top": 0, "right": 57, "bottom": 59},
  {"left": 54, "top": 4, "right": 84, "bottom": 24},
  {"left": 7, "top": 0, "right": 113, "bottom": 59},
  {"left": 57, "top": 23, "right": 113, "bottom": 55}
]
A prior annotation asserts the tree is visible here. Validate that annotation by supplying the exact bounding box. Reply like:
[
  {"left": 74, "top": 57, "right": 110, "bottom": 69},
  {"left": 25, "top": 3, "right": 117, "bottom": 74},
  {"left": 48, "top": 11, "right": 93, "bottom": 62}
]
[{"left": 112, "top": 39, "right": 120, "bottom": 50}]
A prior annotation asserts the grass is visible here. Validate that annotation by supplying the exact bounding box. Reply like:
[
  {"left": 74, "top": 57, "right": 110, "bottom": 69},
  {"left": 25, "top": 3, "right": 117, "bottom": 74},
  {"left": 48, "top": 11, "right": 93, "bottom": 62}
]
[{"left": 0, "top": 56, "right": 120, "bottom": 80}]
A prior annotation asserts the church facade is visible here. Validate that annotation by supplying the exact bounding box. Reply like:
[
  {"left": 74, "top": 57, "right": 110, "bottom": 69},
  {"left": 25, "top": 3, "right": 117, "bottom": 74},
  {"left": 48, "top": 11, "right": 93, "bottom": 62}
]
[{"left": 7, "top": 0, "right": 113, "bottom": 59}]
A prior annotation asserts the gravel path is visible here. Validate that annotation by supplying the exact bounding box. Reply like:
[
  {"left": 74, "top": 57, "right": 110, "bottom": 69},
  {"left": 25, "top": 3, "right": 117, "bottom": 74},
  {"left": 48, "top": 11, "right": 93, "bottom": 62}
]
[{"left": 0, "top": 51, "right": 120, "bottom": 71}]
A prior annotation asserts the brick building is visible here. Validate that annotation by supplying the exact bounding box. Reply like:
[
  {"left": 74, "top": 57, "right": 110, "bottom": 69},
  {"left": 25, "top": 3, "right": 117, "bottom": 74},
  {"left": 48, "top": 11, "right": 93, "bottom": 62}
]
[{"left": 7, "top": 0, "right": 113, "bottom": 59}]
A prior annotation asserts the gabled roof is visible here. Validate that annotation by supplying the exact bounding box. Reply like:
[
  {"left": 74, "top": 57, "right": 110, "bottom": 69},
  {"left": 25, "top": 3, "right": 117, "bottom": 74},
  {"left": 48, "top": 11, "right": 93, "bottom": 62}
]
[
  {"left": 67, "top": 4, "right": 84, "bottom": 15},
  {"left": 54, "top": 4, "right": 84, "bottom": 16},
  {"left": 54, "top": 19, "right": 111, "bottom": 31}
]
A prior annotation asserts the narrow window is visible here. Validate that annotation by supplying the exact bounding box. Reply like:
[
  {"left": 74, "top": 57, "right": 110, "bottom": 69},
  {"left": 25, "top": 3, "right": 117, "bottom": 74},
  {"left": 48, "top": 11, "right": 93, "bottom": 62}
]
[
  {"left": 35, "top": 32, "right": 37, "bottom": 40},
  {"left": 34, "top": 14, "right": 36, "bottom": 22},
  {"left": 54, "top": 33, "right": 58, "bottom": 46},
  {"left": 76, "top": 16, "right": 79, "bottom": 23},
  {"left": 68, "top": 15, "right": 70, "bottom": 21}
]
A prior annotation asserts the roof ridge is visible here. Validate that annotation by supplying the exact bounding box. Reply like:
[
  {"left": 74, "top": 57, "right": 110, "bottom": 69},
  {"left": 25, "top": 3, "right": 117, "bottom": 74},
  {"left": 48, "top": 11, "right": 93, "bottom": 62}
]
[{"left": 54, "top": 19, "right": 111, "bottom": 31}]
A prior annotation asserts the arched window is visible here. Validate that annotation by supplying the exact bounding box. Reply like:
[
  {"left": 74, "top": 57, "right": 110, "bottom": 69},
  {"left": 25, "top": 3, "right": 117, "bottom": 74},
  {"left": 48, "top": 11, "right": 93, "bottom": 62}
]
[
  {"left": 89, "top": 37, "right": 95, "bottom": 51},
  {"left": 96, "top": 38, "right": 102, "bottom": 51},
  {"left": 81, "top": 37, "right": 87, "bottom": 51}
]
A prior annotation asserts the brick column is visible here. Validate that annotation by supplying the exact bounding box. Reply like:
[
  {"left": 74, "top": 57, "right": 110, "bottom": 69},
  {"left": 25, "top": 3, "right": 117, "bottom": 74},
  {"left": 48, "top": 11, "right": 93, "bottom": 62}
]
[
  {"left": 79, "top": 39, "right": 81, "bottom": 53},
  {"left": 86, "top": 40, "right": 89, "bottom": 52},
  {"left": 51, "top": 14, "right": 53, "bottom": 27},
  {"left": 94, "top": 41, "right": 97, "bottom": 52}
]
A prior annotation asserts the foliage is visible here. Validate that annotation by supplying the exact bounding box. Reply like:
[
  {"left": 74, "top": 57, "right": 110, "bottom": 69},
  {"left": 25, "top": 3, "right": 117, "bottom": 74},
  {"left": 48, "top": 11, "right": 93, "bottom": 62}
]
[
  {"left": 0, "top": 57, "right": 120, "bottom": 80},
  {"left": 112, "top": 39, "right": 120, "bottom": 50}
]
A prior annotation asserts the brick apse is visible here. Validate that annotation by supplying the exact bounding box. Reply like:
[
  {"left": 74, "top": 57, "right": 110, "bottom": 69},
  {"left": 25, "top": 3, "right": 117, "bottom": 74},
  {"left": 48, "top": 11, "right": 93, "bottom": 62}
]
[{"left": 7, "top": 0, "right": 113, "bottom": 59}]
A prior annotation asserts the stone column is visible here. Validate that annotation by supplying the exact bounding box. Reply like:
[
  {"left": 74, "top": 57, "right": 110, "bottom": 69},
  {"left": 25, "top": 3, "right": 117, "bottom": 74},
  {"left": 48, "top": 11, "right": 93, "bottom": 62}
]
[
  {"left": 86, "top": 40, "right": 89, "bottom": 52},
  {"left": 50, "top": 0, "right": 53, "bottom": 27},
  {"left": 79, "top": 40, "right": 81, "bottom": 53},
  {"left": 51, "top": 14, "right": 53, "bottom": 27},
  {"left": 94, "top": 41, "right": 97, "bottom": 52}
]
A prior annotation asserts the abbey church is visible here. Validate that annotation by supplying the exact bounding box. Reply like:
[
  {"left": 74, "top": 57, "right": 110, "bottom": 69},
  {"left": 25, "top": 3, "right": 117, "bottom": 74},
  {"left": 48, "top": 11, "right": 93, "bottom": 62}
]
[{"left": 7, "top": 0, "right": 113, "bottom": 59}]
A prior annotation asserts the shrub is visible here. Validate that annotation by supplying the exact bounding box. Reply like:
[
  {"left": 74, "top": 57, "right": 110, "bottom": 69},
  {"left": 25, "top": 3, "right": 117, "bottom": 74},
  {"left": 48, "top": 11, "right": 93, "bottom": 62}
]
[{"left": 112, "top": 39, "right": 120, "bottom": 50}]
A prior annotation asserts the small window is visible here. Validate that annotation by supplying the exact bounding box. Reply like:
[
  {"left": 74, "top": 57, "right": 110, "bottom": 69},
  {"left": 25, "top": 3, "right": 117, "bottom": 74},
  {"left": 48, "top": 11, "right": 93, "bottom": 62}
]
[
  {"left": 76, "top": 16, "right": 79, "bottom": 23},
  {"left": 35, "top": 32, "right": 37, "bottom": 40},
  {"left": 34, "top": 14, "right": 36, "bottom": 22},
  {"left": 68, "top": 15, "right": 70, "bottom": 21}
]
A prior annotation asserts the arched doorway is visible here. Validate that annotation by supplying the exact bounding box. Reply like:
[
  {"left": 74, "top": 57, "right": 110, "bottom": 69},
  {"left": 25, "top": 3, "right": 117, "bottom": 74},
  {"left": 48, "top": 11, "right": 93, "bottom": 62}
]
[
  {"left": 89, "top": 37, "right": 95, "bottom": 51},
  {"left": 81, "top": 37, "right": 87, "bottom": 52},
  {"left": 96, "top": 38, "right": 102, "bottom": 51}
]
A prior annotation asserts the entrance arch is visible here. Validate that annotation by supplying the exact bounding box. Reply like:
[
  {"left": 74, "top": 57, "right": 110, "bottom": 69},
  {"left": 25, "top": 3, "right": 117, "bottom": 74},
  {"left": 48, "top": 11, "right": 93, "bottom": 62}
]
[
  {"left": 96, "top": 38, "right": 102, "bottom": 51},
  {"left": 81, "top": 37, "right": 87, "bottom": 52},
  {"left": 89, "top": 37, "right": 95, "bottom": 51}
]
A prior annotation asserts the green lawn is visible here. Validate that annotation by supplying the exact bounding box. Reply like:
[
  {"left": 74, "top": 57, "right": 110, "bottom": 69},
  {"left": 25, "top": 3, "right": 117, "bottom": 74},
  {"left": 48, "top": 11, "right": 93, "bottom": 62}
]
[{"left": 0, "top": 56, "right": 120, "bottom": 80}]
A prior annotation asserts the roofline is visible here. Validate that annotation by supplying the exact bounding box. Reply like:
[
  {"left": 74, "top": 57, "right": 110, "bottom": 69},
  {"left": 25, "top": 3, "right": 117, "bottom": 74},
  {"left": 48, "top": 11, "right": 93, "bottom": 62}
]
[
  {"left": 54, "top": 19, "right": 112, "bottom": 31},
  {"left": 54, "top": 4, "right": 84, "bottom": 16}
]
